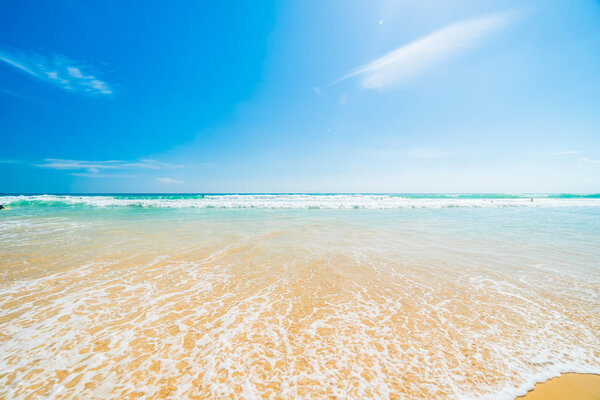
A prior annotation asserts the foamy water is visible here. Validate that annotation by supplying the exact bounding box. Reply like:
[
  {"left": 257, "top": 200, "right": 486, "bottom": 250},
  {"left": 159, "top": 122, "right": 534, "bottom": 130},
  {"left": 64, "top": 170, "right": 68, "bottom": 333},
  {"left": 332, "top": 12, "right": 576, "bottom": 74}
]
[
  {"left": 2, "top": 193, "right": 600, "bottom": 209},
  {"left": 0, "top": 194, "right": 599, "bottom": 399}
]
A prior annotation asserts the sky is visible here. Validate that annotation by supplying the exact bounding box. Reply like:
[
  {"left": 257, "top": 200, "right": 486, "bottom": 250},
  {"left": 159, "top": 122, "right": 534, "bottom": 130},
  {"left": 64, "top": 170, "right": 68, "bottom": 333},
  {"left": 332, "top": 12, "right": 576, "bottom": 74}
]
[{"left": 1, "top": 0, "right": 599, "bottom": 193}]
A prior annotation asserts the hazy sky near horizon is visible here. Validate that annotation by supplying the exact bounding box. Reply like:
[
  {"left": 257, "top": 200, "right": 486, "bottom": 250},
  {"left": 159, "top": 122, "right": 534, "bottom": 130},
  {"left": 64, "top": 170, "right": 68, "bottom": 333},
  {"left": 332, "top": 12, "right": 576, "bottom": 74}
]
[{"left": 1, "top": 0, "right": 599, "bottom": 193}]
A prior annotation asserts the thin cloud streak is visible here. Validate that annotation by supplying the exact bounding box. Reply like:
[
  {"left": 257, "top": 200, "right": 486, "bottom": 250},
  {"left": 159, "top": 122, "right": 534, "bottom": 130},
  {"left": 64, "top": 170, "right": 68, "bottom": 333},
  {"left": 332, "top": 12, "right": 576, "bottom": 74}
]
[
  {"left": 70, "top": 173, "right": 138, "bottom": 178},
  {"left": 157, "top": 177, "right": 184, "bottom": 184},
  {"left": 577, "top": 157, "right": 600, "bottom": 166},
  {"left": 0, "top": 54, "right": 37, "bottom": 76},
  {"left": 0, "top": 49, "right": 113, "bottom": 95},
  {"left": 336, "top": 12, "right": 520, "bottom": 89},
  {"left": 36, "top": 159, "right": 183, "bottom": 174}
]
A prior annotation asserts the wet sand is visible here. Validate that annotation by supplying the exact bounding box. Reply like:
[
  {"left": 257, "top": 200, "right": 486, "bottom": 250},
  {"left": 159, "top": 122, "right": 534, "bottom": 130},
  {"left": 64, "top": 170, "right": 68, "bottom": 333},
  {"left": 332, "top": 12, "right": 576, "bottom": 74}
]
[
  {"left": 518, "top": 373, "right": 600, "bottom": 400},
  {"left": 1, "top": 205, "right": 599, "bottom": 399}
]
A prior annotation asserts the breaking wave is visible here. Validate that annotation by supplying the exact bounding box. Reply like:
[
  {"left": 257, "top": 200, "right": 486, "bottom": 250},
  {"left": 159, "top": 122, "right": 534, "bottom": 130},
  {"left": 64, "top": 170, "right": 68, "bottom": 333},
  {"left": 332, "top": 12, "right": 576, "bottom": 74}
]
[{"left": 2, "top": 194, "right": 600, "bottom": 209}]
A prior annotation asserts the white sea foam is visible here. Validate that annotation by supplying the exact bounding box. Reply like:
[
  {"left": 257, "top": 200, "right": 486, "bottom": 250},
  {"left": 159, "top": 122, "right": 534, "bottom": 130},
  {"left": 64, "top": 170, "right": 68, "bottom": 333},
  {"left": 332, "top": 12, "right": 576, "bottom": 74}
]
[
  {"left": 2, "top": 194, "right": 600, "bottom": 209},
  {"left": 1, "top": 241, "right": 599, "bottom": 399}
]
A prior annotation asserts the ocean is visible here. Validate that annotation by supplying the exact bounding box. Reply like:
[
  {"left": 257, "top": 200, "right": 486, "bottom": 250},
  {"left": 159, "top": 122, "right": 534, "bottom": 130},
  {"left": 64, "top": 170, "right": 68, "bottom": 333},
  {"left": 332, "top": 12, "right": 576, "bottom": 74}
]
[{"left": 0, "top": 194, "right": 599, "bottom": 399}]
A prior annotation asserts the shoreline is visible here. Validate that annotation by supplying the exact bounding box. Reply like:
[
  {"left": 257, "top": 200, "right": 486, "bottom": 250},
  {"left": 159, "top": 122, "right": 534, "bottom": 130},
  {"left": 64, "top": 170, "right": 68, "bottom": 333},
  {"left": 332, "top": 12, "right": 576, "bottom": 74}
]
[
  {"left": 517, "top": 373, "right": 600, "bottom": 400},
  {"left": 2, "top": 204, "right": 599, "bottom": 399}
]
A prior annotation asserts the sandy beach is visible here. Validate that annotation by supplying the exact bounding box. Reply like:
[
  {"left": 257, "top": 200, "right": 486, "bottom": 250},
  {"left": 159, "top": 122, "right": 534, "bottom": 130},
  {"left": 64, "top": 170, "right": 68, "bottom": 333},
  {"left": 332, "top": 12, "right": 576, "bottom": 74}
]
[
  {"left": 518, "top": 373, "right": 600, "bottom": 400},
  {"left": 0, "top": 195, "right": 599, "bottom": 399}
]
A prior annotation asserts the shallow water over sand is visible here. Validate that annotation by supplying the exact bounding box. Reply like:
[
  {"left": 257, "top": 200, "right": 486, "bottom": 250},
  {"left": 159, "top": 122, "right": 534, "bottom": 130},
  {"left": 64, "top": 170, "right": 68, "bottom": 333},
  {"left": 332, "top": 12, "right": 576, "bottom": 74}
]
[{"left": 1, "top": 197, "right": 599, "bottom": 399}]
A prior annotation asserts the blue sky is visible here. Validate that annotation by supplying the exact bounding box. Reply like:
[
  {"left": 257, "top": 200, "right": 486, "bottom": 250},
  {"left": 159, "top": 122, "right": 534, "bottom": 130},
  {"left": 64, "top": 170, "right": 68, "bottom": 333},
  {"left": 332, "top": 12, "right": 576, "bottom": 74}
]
[{"left": 1, "top": 0, "right": 599, "bottom": 193}]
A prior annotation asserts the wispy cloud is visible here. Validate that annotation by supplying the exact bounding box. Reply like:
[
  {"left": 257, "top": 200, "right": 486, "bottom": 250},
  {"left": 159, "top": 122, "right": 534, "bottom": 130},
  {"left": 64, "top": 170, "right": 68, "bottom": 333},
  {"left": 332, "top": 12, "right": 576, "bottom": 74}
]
[
  {"left": 36, "top": 159, "right": 182, "bottom": 174},
  {"left": 553, "top": 150, "right": 580, "bottom": 156},
  {"left": 0, "top": 49, "right": 113, "bottom": 95},
  {"left": 70, "top": 172, "right": 137, "bottom": 179},
  {"left": 577, "top": 157, "right": 600, "bottom": 166},
  {"left": 157, "top": 177, "right": 184, "bottom": 184},
  {"left": 336, "top": 12, "right": 520, "bottom": 89}
]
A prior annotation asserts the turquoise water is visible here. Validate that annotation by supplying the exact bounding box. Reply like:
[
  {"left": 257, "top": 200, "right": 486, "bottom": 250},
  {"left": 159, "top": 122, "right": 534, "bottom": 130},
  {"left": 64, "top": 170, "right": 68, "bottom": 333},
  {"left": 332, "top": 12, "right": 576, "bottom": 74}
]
[
  {"left": 2, "top": 193, "right": 600, "bottom": 211},
  {"left": 2, "top": 194, "right": 599, "bottom": 280}
]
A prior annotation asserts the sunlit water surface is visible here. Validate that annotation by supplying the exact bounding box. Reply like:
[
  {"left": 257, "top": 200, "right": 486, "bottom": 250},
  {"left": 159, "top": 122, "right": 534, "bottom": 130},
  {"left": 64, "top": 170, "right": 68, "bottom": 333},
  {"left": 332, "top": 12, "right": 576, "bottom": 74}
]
[{"left": 0, "top": 194, "right": 599, "bottom": 399}]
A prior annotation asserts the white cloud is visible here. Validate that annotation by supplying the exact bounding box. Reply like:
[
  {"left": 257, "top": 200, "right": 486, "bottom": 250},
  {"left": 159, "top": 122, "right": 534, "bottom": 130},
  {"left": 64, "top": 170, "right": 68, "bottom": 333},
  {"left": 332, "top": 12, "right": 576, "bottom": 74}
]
[
  {"left": 0, "top": 49, "right": 113, "bottom": 95},
  {"left": 36, "top": 159, "right": 182, "bottom": 173},
  {"left": 339, "top": 93, "right": 348, "bottom": 105},
  {"left": 336, "top": 12, "right": 519, "bottom": 89},
  {"left": 88, "top": 80, "right": 111, "bottom": 94},
  {"left": 67, "top": 67, "right": 88, "bottom": 79},
  {"left": 577, "top": 157, "right": 600, "bottom": 166},
  {"left": 157, "top": 177, "right": 183, "bottom": 184},
  {"left": 553, "top": 150, "right": 580, "bottom": 156}
]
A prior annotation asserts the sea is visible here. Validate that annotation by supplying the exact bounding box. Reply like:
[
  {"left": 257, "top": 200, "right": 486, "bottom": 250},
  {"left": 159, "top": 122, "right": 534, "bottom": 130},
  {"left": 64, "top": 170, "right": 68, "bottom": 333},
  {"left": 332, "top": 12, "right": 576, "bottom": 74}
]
[{"left": 0, "top": 193, "right": 599, "bottom": 399}]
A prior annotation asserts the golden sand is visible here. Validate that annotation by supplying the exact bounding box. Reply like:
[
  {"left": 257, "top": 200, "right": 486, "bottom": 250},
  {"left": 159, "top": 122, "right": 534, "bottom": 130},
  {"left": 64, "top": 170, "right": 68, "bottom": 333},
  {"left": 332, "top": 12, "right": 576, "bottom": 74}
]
[
  {"left": 517, "top": 373, "right": 600, "bottom": 400},
  {"left": 1, "top": 215, "right": 599, "bottom": 399}
]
